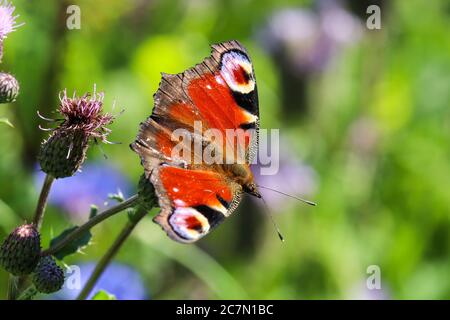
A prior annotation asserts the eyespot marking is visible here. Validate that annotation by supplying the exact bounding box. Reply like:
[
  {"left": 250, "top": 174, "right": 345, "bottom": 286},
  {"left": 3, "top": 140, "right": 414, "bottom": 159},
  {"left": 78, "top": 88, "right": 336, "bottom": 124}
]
[
  {"left": 169, "top": 207, "right": 210, "bottom": 241},
  {"left": 220, "top": 50, "right": 255, "bottom": 94},
  {"left": 232, "top": 65, "right": 251, "bottom": 85}
]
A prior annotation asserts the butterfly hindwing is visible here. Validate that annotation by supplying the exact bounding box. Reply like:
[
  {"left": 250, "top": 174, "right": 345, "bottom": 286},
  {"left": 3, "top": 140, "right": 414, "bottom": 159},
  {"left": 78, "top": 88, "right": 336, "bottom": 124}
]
[{"left": 151, "top": 166, "right": 242, "bottom": 243}]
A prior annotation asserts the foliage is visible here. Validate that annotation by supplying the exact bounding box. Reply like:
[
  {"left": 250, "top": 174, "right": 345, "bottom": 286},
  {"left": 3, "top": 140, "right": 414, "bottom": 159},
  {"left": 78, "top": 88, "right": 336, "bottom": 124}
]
[
  {"left": 92, "top": 290, "right": 117, "bottom": 300},
  {"left": 49, "top": 226, "right": 92, "bottom": 261}
]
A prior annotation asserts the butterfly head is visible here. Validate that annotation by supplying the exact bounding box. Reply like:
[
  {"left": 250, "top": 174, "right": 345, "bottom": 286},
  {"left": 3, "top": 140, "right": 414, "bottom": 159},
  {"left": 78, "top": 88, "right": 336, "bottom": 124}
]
[
  {"left": 229, "top": 163, "right": 260, "bottom": 198},
  {"left": 243, "top": 182, "right": 261, "bottom": 198}
]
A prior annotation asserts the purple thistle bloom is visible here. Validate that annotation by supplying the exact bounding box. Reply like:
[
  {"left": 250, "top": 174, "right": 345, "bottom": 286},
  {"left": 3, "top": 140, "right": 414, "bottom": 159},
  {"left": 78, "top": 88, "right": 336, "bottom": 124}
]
[
  {"left": 54, "top": 262, "right": 149, "bottom": 300},
  {"left": 38, "top": 86, "right": 116, "bottom": 178},
  {"left": 34, "top": 162, "right": 134, "bottom": 219},
  {"left": 56, "top": 86, "right": 115, "bottom": 143},
  {"left": 0, "top": 0, "right": 23, "bottom": 40}
]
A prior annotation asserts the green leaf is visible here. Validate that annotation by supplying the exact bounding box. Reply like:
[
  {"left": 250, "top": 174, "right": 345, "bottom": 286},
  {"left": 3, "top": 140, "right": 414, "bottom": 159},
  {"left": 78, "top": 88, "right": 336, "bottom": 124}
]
[
  {"left": 108, "top": 191, "right": 125, "bottom": 203},
  {"left": 127, "top": 207, "right": 139, "bottom": 222},
  {"left": 92, "top": 290, "right": 117, "bottom": 300},
  {"left": 50, "top": 226, "right": 92, "bottom": 260},
  {"left": 0, "top": 117, "right": 14, "bottom": 127}
]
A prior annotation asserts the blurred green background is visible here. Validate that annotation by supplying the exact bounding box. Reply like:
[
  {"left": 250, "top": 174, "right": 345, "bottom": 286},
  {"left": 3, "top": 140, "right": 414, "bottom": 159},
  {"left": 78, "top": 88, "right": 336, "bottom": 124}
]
[{"left": 0, "top": 0, "right": 449, "bottom": 299}]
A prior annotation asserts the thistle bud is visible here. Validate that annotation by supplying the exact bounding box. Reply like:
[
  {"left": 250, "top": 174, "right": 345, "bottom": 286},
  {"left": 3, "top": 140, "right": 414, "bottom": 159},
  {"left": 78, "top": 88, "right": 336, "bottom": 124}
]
[
  {"left": 39, "top": 129, "right": 89, "bottom": 178},
  {"left": 0, "top": 224, "right": 41, "bottom": 276},
  {"left": 38, "top": 87, "right": 115, "bottom": 178},
  {"left": 0, "top": 72, "right": 19, "bottom": 103},
  {"left": 32, "top": 256, "right": 65, "bottom": 294},
  {"left": 137, "top": 174, "right": 157, "bottom": 211}
]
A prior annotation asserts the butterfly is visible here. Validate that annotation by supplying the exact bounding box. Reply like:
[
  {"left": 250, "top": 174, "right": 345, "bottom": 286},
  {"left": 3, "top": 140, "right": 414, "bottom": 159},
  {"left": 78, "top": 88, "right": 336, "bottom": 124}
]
[{"left": 131, "top": 40, "right": 261, "bottom": 243}]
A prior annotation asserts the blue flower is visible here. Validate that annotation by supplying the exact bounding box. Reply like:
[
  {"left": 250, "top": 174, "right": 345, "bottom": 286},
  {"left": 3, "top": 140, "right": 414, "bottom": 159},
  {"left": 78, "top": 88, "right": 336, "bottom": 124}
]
[
  {"left": 54, "top": 262, "right": 149, "bottom": 300},
  {"left": 34, "top": 161, "right": 134, "bottom": 219}
]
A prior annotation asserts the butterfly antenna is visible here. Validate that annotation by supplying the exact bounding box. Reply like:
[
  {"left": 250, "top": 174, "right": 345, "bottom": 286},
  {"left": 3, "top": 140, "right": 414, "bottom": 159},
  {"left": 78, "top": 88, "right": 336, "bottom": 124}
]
[
  {"left": 260, "top": 195, "right": 285, "bottom": 242},
  {"left": 257, "top": 185, "right": 317, "bottom": 206}
]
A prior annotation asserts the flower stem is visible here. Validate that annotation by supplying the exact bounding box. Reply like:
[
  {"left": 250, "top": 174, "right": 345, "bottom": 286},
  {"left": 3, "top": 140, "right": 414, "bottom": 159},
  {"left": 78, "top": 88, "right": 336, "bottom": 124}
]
[
  {"left": 33, "top": 174, "right": 55, "bottom": 230},
  {"left": 17, "top": 285, "right": 38, "bottom": 300},
  {"left": 6, "top": 275, "right": 18, "bottom": 300},
  {"left": 7, "top": 174, "right": 54, "bottom": 299},
  {"left": 42, "top": 194, "right": 140, "bottom": 256},
  {"left": 76, "top": 207, "right": 149, "bottom": 300}
]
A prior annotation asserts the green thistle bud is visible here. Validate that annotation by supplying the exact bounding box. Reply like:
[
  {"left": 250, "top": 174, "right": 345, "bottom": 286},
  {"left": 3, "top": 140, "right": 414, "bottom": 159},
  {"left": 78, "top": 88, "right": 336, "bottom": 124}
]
[
  {"left": 32, "top": 256, "right": 65, "bottom": 294},
  {"left": 38, "top": 86, "right": 115, "bottom": 178},
  {"left": 0, "top": 224, "right": 41, "bottom": 276},
  {"left": 137, "top": 174, "right": 157, "bottom": 211},
  {"left": 0, "top": 72, "right": 19, "bottom": 104},
  {"left": 39, "top": 129, "right": 89, "bottom": 178}
]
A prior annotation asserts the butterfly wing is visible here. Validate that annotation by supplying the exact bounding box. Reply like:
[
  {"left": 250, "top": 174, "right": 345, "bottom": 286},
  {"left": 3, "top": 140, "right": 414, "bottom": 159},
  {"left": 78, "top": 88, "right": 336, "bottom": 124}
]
[
  {"left": 151, "top": 166, "right": 242, "bottom": 243},
  {"left": 132, "top": 40, "right": 259, "bottom": 243}
]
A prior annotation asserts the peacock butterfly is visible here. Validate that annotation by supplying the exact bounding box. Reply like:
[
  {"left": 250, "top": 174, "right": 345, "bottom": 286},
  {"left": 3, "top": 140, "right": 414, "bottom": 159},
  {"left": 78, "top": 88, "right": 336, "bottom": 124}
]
[{"left": 131, "top": 40, "right": 261, "bottom": 243}]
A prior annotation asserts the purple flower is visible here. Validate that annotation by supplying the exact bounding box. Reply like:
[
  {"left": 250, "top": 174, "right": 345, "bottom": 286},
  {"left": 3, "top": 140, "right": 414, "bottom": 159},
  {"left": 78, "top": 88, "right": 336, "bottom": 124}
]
[
  {"left": 54, "top": 86, "right": 115, "bottom": 143},
  {"left": 258, "top": 2, "right": 361, "bottom": 74},
  {"left": 34, "top": 162, "right": 134, "bottom": 219},
  {"left": 38, "top": 86, "right": 116, "bottom": 179},
  {"left": 54, "top": 262, "right": 149, "bottom": 300},
  {"left": 318, "top": 0, "right": 363, "bottom": 45},
  {"left": 0, "top": 0, "right": 23, "bottom": 40}
]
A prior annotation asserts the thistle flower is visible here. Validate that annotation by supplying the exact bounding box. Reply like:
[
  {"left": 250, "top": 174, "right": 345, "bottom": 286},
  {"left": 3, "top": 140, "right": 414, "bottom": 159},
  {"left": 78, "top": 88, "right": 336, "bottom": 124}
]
[
  {"left": 0, "top": 72, "right": 19, "bottom": 103},
  {"left": 0, "top": 224, "right": 41, "bottom": 276},
  {"left": 32, "top": 256, "right": 65, "bottom": 294},
  {"left": 38, "top": 86, "right": 115, "bottom": 178},
  {"left": 0, "top": 0, "right": 23, "bottom": 40},
  {"left": 0, "top": 1, "right": 23, "bottom": 62}
]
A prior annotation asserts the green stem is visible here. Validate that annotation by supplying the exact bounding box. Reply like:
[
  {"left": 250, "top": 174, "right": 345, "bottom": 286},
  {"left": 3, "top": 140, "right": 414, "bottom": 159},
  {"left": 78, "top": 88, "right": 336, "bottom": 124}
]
[
  {"left": 17, "top": 285, "right": 38, "bottom": 300},
  {"left": 42, "top": 195, "right": 139, "bottom": 256},
  {"left": 7, "top": 174, "right": 55, "bottom": 300},
  {"left": 33, "top": 174, "right": 55, "bottom": 230},
  {"left": 76, "top": 207, "right": 149, "bottom": 300},
  {"left": 6, "top": 275, "right": 18, "bottom": 300}
]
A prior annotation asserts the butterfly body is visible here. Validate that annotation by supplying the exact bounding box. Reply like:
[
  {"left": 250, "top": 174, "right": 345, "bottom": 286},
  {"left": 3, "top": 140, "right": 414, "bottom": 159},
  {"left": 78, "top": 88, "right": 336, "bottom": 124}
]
[{"left": 132, "top": 40, "right": 260, "bottom": 243}]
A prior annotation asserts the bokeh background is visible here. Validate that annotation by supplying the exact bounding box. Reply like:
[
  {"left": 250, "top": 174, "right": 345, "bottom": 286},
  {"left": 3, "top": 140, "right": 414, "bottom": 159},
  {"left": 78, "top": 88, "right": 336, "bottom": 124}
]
[{"left": 0, "top": 0, "right": 449, "bottom": 299}]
